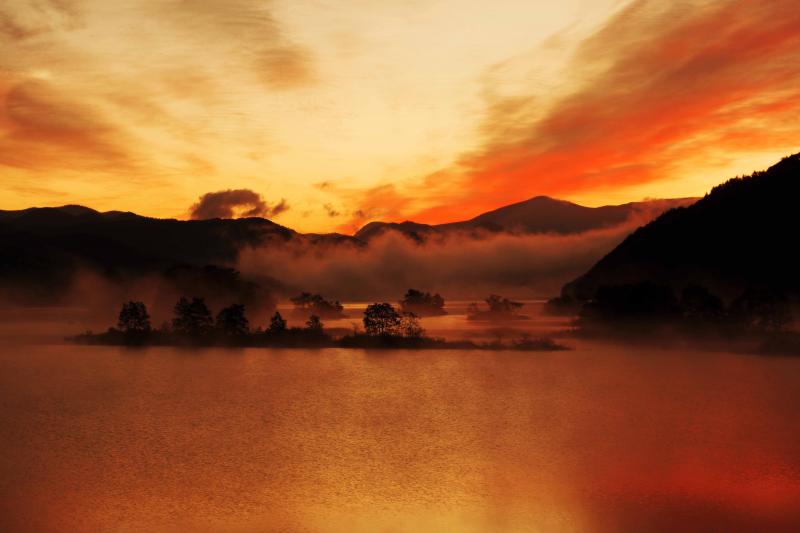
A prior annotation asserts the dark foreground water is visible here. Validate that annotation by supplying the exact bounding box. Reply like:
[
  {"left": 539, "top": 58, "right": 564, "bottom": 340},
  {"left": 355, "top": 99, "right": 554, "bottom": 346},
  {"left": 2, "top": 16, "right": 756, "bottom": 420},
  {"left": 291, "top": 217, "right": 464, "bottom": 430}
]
[{"left": 2, "top": 339, "right": 800, "bottom": 532}]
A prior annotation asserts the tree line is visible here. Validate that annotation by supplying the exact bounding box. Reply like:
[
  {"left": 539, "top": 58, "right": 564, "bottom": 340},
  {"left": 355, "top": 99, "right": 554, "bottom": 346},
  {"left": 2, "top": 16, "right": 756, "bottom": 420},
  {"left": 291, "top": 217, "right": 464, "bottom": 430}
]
[
  {"left": 548, "top": 282, "right": 796, "bottom": 334},
  {"left": 110, "top": 296, "right": 426, "bottom": 345},
  {"left": 73, "top": 289, "right": 561, "bottom": 351}
]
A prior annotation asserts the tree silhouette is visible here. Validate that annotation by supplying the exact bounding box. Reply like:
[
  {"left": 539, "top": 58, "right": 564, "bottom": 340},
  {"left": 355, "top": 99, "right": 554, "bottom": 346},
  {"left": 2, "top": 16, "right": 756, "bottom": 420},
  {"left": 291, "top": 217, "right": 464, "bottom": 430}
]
[
  {"left": 485, "top": 294, "right": 523, "bottom": 314},
  {"left": 468, "top": 295, "right": 525, "bottom": 320},
  {"left": 306, "top": 315, "right": 323, "bottom": 332},
  {"left": 216, "top": 304, "right": 249, "bottom": 337},
  {"left": 290, "top": 292, "right": 345, "bottom": 318},
  {"left": 581, "top": 283, "right": 681, "bottom": 322},
  {"left": 268, "top": 311, "right": 287, "bottom": 334},
  {"left": 399, "top": 312, "right": 424, "bottom": 338},
  {"left": 681, "top": 285, "right": 724, "bottom": 322},
  {"left": 399, "top": 289, "right": 446, "bottom": 316},
  {"left": 117, "top": 301, "right": 151, "bottom": 333},
  {"left": 363, "top": 303, "right": 401, "bottom": 336},
  {"left": 731, "top": 287, "right": 791, "bottom": 332},
  {"left": 172, "top": 297, "right": 213, "bottom": 336}
]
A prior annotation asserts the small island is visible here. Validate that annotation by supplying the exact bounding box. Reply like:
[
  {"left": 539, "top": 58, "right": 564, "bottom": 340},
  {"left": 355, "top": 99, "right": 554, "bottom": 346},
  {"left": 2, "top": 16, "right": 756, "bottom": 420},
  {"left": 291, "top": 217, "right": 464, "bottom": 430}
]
[
  {"left": 399, "top": 289, "right": 447, "bottom": 317},
  {"left": 72, "top": 297, "right": 567, "bottom": 352},
  {"left": 289, "top": 292, "right": 347, "bottom": 319},
  {"left": 467, "top": 295, "right": 530, "bottom": 321}
]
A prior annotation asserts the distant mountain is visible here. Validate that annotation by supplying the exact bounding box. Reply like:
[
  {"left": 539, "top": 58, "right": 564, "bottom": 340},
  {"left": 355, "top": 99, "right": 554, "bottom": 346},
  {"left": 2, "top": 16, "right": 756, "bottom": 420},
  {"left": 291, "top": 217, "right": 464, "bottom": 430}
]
[
  {"left": 0, "top": 193, "right": 694, "bottom": 306},
  {"left": 355, "top": 220, "right": 437, "bottom": 242},
  {"left": 0, "top": 206, "right": 355, "bottom": 305},
  {"left": 0, "top": 205, "right": 292, "bottom": 269},
  {"left": 354, "top": 196, "right": 696, "bottom": 241},
  {"left": 561, "top": 153, "right": 800, "bottom": 301}
]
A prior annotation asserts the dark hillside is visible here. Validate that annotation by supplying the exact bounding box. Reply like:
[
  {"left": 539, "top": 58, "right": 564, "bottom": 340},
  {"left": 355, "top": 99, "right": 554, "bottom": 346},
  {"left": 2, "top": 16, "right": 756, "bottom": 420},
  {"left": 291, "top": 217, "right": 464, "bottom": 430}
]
[{"left": 561, "top": 153, "right": 800, "bottom": 301}]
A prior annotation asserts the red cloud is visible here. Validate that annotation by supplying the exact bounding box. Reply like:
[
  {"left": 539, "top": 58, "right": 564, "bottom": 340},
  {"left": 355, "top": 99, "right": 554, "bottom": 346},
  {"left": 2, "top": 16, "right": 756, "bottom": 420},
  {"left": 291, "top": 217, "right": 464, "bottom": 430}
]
[{"left": 353, "top": 0, "right": 800, "bottom": 225}]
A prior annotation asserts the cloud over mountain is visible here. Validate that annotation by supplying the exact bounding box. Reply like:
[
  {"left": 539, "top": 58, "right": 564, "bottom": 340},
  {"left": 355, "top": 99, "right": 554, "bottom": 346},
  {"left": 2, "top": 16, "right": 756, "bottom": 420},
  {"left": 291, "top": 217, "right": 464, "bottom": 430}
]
[{"left": 190, "top": 189, "right": 289, "bottom": 220}]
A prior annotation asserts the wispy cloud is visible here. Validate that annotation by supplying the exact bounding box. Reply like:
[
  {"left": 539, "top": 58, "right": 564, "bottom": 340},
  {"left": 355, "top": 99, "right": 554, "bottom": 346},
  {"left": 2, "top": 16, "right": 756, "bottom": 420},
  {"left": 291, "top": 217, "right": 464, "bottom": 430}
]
[
  {"left": 257, "top": 45, "right": 315, "bottom": 89},
  {"left": 337, "top": 183, "right": 413, "bottom": 233},
  {"left": 322, "top": 203, "right": 340, "bottom": 218},
  {"left": 2, "top": 0, "right": 798, "bottom": 232},
  {"left": 0, "top": 0, "right": 317, "bottom": 211},
  {"left": 0, "top": 0, "right": 81, "bottom": 41},
  {"left": 0, "top": 79, "right": 141, "bottom": 172},
  {"left": 350, "top": 0, "right": 800, "bottom": 225}
]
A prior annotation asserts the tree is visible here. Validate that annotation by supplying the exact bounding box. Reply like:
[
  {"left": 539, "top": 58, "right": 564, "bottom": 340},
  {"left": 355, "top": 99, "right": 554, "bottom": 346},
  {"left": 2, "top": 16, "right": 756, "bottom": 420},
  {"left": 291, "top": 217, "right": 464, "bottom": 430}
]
[
  {"left": 485, "top": 294, "right": 524, "bottom": 315},
  {"left": 399, "top": 289, "right": 446, "bottom": 316},
  {"left": 306, "top": 315, "right": 323, "bottom": 332},
  {"left": 290, "top": 292, "right": 345, "bottom": 318},
  {"left": 731, "top": 287, "right": 791, "bottom": 332},
  {"left": 268, "top": 311, "right": 287, "bottom": 334},
  {"left": 216, "top": 304, "right": 249, "bottom": 337},
  {"left": 117, "top": 301, "right": 151, "bottom": 333},
  {"left": 467, "top": 295, "right": 526, "bottom": 320},
  {"left": 172, "top": 297, "right": 214, "bottom": 336},
  {"left": 681, "top": 285, "right": 724, "bottom": 322},
  {"left": 363, "top": 303, "right": 401, "bottom": 336},
  {"left": 399, "top": 312, "right": 424, "bottom": 338},
  {"left": 581, "top": 283, "right": 680, "bottom": 321}
]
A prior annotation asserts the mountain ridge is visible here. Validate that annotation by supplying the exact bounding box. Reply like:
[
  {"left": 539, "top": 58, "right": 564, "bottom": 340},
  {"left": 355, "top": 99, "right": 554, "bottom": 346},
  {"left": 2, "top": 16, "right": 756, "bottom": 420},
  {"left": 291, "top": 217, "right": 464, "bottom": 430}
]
[
  {"left": 0, "top": 193, "right": 696, "bottom": 305},
  {"left": 560, "top": 153, "right": 800, "bottom": 301},
  {"left": 355, "top": 195, "right": 697, "bottom": 241}
]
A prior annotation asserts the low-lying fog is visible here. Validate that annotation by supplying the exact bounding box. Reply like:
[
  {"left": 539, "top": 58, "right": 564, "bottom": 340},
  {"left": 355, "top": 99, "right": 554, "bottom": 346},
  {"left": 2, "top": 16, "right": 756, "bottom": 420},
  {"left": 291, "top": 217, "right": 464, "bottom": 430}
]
[{"left": 239, "top": 222, "right": 639, "bottom": 300}]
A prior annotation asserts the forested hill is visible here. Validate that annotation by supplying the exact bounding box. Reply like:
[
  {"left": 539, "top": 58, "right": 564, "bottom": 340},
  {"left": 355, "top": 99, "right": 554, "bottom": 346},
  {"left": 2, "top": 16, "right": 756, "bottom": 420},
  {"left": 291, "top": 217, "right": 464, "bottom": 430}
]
[{"left": 561, "top": 153, "right": 800, "bottom": 301}]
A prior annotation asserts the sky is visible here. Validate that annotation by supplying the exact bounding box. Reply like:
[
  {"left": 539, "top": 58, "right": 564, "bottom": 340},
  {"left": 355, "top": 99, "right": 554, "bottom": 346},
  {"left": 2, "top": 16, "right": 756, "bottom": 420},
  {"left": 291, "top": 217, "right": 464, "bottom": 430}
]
[{"left": 1, "top": 0, "right": 799, "bottom": 233}]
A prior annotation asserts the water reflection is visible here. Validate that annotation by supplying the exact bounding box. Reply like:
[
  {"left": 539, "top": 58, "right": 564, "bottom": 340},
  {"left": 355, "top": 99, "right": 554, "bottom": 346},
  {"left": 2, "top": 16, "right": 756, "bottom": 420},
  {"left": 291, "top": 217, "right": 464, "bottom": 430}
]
[
  {"left": 277, "top": 300, "right": 572, "bottom": 343},
  {"left": 1, "top": 316, "right": 800, "bottom": 531}
]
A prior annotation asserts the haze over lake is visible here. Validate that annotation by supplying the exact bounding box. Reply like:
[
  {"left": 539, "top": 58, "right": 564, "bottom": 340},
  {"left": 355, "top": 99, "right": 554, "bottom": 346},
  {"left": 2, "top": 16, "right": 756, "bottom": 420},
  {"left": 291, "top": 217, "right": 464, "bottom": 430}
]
[
  {"left": 3, "top": 0, "right": 800, "bottom": 529},
  {"left": 2, "top": 308, "right": 799, "bottom": 532}
]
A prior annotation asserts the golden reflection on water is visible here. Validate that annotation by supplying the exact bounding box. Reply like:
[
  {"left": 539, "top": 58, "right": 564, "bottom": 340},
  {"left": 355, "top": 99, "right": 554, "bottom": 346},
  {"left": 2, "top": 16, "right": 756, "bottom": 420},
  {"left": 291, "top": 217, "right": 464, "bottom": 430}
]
[{"left": 2, "top": 340, "right": 800, "bottom": 532}]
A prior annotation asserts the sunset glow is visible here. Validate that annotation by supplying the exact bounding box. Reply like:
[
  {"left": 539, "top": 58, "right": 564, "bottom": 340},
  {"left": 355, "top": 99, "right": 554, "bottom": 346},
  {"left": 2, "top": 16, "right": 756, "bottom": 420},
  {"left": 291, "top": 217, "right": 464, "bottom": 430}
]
[
  {"left": 3, "top": 3, "right": 800, "bottom": 531},
  {"left": 2, "top": 0, "right": 797, "bottom": 231}
]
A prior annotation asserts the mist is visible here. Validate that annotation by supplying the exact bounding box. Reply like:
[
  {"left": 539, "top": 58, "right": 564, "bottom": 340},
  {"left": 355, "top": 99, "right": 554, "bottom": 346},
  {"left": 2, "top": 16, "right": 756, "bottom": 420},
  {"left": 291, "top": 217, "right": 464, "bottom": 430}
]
[
  {"left": 0, "top": 209, "right": 654, "bottom": 327},
  {"left": 238, "top": 221, "right": 643, "bottom": 301}
]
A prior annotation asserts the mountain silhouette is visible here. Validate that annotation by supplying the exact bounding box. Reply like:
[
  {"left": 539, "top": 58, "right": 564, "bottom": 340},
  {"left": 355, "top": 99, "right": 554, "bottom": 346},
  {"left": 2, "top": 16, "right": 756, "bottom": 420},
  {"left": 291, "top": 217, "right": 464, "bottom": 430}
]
[
  {"left": 0, "top": 206, "right": 358, "bottom": 303},
  {"left": 0, "top": 193, "right": 693, "bottom": 304},
  {"left": 0, "top": 206, "right": 294, "bottom": 268},
  {"left": 355, "top": 196, "right": 695, "bottom": 241},
  {"left": 560, "top": 153, "right": 800, "bottom": 301}
]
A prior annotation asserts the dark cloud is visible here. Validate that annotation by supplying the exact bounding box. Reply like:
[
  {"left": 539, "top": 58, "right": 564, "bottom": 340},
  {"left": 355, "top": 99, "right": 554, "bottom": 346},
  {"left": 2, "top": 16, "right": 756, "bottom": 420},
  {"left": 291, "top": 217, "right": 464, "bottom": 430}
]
[
  {"left": 189, "top": 189, "right": 289, "bottom": 220},
  {"left": 323, "top": 203, "right": 339, "bottom": 217},
  {"left": 268, "top": 198, "right": 290, "bottom": 217}
]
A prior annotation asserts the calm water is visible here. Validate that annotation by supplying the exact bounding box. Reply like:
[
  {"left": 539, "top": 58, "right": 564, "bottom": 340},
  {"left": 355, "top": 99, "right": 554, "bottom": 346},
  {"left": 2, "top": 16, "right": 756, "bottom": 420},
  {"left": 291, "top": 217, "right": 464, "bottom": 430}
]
[{"left": 2, "top": 339, "right": 800, "bottom": 532}]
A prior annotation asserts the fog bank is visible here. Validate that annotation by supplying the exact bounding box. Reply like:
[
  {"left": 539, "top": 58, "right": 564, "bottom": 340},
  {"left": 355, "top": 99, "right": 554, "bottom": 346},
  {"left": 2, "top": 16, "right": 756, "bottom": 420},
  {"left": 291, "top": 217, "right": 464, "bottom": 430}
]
[{"left": 238, "top": 222, "right": 642, "bottom": 300}]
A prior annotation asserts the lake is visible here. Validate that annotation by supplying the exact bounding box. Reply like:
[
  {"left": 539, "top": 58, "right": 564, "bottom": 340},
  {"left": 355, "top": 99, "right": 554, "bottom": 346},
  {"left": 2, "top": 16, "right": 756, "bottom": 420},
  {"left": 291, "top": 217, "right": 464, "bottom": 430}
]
[{"left": 1, "top": 312, "right": 800, "bottom": 531}]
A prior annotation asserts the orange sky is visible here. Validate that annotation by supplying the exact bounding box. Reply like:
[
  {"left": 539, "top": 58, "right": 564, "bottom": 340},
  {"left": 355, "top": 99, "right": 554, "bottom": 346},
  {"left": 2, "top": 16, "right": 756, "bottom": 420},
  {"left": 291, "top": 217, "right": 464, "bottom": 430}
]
[{"left": 1, "top": 0, "right": 799, "bottom": 232}]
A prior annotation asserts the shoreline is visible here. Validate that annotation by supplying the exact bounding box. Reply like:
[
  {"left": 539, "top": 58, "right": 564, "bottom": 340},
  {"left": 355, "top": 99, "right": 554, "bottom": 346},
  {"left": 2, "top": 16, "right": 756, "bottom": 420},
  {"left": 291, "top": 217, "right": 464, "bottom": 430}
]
[{"left": 69, "top": 330, "right": 570, "bottom": 352}]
